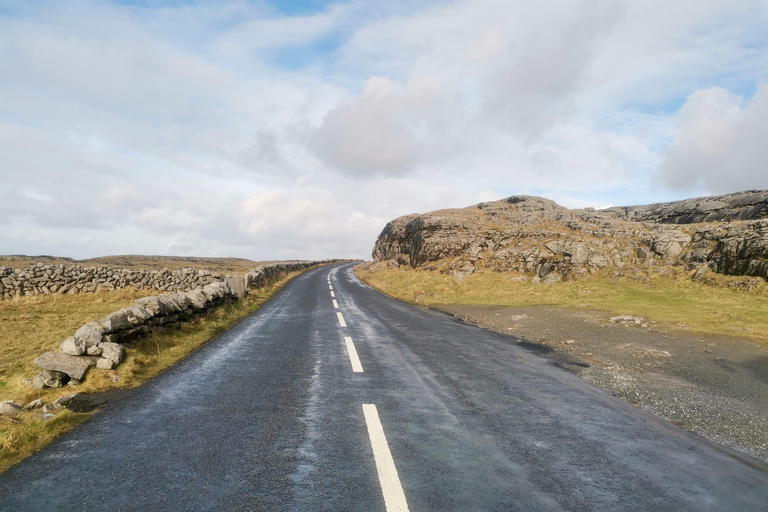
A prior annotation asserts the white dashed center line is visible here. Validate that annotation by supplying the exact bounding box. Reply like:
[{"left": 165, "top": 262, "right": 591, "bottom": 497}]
[
  {"left": 329, "top": 285, "right": 333, "bottom": 290},
  {"left": 330, "top": 291, "right": 335, "bottom": 298},
  {"left": 333, "top": 299, "right": 339, "bottom": 309},
  {"left": 363, "top": 404, "right": 410, "bottom": 512},
  {"left": 337, "top": 312, "right": 347, "bottom": 327},
  {"left": 344, "top": 336, "right": 364, "bottom": 373}
]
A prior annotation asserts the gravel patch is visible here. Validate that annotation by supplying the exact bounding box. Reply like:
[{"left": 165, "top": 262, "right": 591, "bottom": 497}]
[{"left": 435, "top": 303, "right": 768, "bottom": 462}]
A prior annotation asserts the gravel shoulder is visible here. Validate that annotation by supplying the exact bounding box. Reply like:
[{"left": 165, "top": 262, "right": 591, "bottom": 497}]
[{"left": 434, "top": 303, "right": 768, "bottom": 462}]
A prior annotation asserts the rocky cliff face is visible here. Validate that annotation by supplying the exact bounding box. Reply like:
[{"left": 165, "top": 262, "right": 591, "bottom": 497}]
[{"left": 372, "top": 191, "right": 768, "bottom": 283}]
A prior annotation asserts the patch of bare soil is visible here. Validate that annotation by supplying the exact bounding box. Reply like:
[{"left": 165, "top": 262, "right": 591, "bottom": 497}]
[{"left": 435, "top": 303, "right": 768, "bottom": 462}]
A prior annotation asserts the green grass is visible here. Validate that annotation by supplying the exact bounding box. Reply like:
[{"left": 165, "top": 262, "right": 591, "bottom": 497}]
[
  {"left": 0, "top": 268, "right": 315, "bottom": 473},
  {"left": 355, "top": 266, "right": 768, "bottom": 343}
]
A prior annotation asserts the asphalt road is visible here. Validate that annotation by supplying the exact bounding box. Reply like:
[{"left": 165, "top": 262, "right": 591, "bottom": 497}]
[{"left": 1, "top": 262, "right": 766, "bottom": 511}]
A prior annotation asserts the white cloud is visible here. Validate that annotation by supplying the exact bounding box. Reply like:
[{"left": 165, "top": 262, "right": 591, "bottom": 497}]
[
  {"left": 658, "top": 84, "right": 768, "bottom": 193},
  {"left": 0, "top": 0, "right": 766, "bottom": 260}
]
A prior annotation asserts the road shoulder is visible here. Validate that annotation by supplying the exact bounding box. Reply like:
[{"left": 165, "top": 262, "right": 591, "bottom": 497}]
[{"left": 434, "top": 303, "right": 768, "bottom": 463}]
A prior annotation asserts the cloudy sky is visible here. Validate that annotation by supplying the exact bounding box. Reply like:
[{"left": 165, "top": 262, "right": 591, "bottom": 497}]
[{"left": 1, "top": 0, "right": 767, "bottom": 261}]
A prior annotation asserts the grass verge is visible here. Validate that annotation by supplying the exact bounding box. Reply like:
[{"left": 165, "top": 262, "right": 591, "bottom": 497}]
[
  {"left": 0, "top": 268, "right": 312, "bottom": 473},
  {"left": 355, "top": 266, "right": 768, "bottom": 344}
]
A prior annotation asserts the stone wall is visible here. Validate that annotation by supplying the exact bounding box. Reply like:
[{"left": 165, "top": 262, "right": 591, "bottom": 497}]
[
  {"left": 0, "top": 260, "right": 332, "bottom": 300},
  {"left": 28, "top": 260, "right": 334, "bottom": 389}
]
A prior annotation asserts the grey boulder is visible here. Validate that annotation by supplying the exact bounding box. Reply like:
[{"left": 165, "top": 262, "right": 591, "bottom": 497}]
[
  {"left": 124, "top": 305, "right": 152, "bottom": 324},
  {"left": 186, "top": 288, "right": 207, "bottom": 309},
  {"left": 33, "top": 352, "right": 96, "bottom": 381},
  {"left": 59, "top": 336, "right": 85, "bottom": 356},
  {"left": 74, "top": 322, "right": 104, "bottom": 347},
  {"left": 99, "top": 309, "right": 132, "bottom": 333},
  {"left": 86, "top": 344, "right": 103, "bottom": 356},
  {"left": 134, "top": 296, "right": 162, "bottom": 316},
  {"left": 645, "top": 230, "right": 692, "bottom": 258},
  {"left": 0, "top": 401, "right": 23, "bottom": 416},
  {"left": 23, "top": 399, "right": 44, "bottom": 411},
  {"left": 225, "top": 276, "right": 247, "bottom": 298},
  {"left": 99, "top": 342, "right": 125, "bottom": 365},
  {"left": 96, "top": 358, "right": 116, "bottom": 370}
]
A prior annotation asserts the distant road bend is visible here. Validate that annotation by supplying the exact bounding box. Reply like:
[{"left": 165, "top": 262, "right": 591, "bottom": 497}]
[{"left": 1, "top": 263, "right": 766, "bottom": 511}]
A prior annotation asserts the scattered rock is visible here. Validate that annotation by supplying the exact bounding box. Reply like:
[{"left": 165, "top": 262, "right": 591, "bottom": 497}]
[
  {"left": 609, "top": 315, "right": 643, "bottom": 325},
  {"left": 41, "top": 403, "right": 61, "bottom": 414},
  {"left": 23, "top": 399, "right": 44, "bottom": 411},
  {"left": 0, "top": 401, "right": 23, "bottom": 416},
  {"left": 86, "top": 345, "right": 102, "bottom": 356},
  {"left": 54, "top": 394, "right": 79, "bottom": 408},
  {"left": 36, "top": 413, "right": 55, "bottom": 421}
]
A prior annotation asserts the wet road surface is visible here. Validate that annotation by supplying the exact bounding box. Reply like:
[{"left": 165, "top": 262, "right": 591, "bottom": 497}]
[{"left": 1, "top": 262, "right": 767, "bottom": 511}]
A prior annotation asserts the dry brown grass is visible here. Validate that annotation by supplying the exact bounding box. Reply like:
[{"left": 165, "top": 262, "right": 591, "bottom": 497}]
[
  {"left": 0, "top": 268, "right": 314, "bottom": 473},
  {"left": 355, "top": 266, "right": 768, "bottom": 344}
]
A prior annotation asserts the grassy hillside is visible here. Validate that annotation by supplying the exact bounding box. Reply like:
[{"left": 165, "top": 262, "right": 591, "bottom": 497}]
[{"left": 355, "top": 266, "right": 768, "bottom": 344}]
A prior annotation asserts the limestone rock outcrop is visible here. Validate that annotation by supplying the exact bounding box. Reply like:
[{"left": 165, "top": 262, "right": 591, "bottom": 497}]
[{"left": 372, "top": 191, "right": 768, "bottom": 282}]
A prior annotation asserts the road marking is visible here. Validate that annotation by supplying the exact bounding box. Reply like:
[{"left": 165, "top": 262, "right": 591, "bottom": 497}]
[
  {"left": 362, "top": 404, "right": 409, "bottom": 512},
  {"left": 330, "top": 291, "right": 335, "bottom": 298},
  {"left": 333, "top": 299, "right": 339, "bottom": 309},
  {"left": 344, "top": 336, "right": 364, "bottom": 372},
  {"left": 337, "top": 312, "right": 346, "bottom": 327},
  {"left": 329, "top": 285, "right": 333, "bottom": 290}
]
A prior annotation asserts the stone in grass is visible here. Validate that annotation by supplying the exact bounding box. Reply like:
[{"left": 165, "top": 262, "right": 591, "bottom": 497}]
[
  {"left": 74, "top": 322, "right": 104, "bottom": 347},
  {"left": 54, "top": 394, "right": 79, "bottom": 408},
  {"left": 23, "top": 399, "right": 44, "bottom": 411},
  {"left": 96, "top": 358, "right": 116, "bottom": 370},
  {"left": 609, "top": 315, "right": 643, "bottom": 325},
  {"left": 0, "top": 401, "right": 23, "bottom": 416},
  {"left": 34, "top": 352, "right": 96, "bottom": 381},
  {"left": 60, "top": 336, "right": 85, "bottom": 356}
]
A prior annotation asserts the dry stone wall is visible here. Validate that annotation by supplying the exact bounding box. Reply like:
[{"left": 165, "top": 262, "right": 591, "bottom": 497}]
[
  {"left": 0, "top": 264, "right": 229, "bottom": 299},
  {"left": 27, "top": 260, "right": 333, "bottom": 389},
  {"left": 0, "top": 260, "right": 335, "bottom": 300}
]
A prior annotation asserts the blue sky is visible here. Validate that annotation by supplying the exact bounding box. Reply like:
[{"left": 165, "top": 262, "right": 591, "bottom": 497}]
[{"left": 0, "top": 0, "right": 767, "bottom": 260}]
